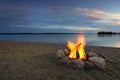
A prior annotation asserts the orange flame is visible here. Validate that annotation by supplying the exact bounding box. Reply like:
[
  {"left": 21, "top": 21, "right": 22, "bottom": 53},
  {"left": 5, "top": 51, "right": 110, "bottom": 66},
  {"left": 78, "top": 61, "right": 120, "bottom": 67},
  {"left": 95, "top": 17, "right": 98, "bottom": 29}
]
[{"left": 67, "top": 34, "right": 87, "bottom": 60}]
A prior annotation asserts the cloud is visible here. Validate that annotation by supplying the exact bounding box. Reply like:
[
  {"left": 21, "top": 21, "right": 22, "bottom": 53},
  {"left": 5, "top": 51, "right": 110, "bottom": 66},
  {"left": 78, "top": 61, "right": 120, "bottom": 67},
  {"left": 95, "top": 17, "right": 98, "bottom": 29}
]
[
  {"left": 75, "top": 7, "right": 120, "bottom": 20},
  {"left": 49, "top": 6, "right": 63, "bottom": 14},
  {"left": 0, "top": 4, "right": 119, "bottom": 33},
  {"left": 17, "top": 25, "right": 102, "bottom": 31},
  {"left": 0, "top": 4, "right": 37, "bottom": 27},
  {"left": 49, "top": 6, "right": 120, "bottom": 26},
  {"left": 75, "top": 7, "right": 120, "bottom": 25},
  {"left": 0, "top": 5, "right": 34, "bottom": 14},
  {"left": 61, "top": 26, "right": 101, "bottom": 31},
  {"left": 113, "top": 21, "right": 120, "bottom": 25}
]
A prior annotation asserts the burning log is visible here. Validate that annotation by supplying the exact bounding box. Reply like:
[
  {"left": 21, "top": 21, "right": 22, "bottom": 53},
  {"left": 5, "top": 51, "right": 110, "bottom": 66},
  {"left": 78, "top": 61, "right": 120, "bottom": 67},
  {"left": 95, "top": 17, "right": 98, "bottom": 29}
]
[
  {"left": 67, "top": 41, "right": 86, "bottom": 60},
  {"left": 76, "top": 43, "right": 81, "bottom": 59}
]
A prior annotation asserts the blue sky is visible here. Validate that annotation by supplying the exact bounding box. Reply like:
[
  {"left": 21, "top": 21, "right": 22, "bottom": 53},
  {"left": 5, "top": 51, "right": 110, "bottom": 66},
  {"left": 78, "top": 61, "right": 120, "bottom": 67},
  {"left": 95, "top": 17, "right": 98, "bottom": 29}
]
[{"left": 0, "top": 0, "right": 120, "bottom": 33}]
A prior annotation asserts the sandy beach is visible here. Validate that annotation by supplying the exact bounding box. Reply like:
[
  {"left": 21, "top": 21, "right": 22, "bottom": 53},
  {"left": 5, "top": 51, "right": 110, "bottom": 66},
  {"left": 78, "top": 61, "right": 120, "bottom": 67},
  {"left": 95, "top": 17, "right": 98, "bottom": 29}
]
[{"left": 0, "top": 41, "right": 120, "bottom": 80}]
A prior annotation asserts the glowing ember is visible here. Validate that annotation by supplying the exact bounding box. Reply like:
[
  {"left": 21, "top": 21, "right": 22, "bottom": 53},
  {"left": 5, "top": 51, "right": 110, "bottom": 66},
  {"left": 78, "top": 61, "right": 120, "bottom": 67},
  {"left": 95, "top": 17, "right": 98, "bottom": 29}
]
[{"left": 67, "top": 34, "right": 87, "bottom": 60}]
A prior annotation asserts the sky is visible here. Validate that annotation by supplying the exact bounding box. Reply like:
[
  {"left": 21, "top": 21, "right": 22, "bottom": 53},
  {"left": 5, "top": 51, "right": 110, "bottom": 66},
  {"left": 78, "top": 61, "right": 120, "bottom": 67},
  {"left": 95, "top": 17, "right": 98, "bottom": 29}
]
[{"left": 0, "top": 0, "right": 120, "bottom": 33}]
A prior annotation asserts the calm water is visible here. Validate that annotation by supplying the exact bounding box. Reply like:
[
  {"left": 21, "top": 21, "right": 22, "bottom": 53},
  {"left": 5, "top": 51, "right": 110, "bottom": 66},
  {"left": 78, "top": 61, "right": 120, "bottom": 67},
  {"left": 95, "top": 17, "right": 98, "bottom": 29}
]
[{"left": 0, "top": 33, "right": 120, "bottom": 48}]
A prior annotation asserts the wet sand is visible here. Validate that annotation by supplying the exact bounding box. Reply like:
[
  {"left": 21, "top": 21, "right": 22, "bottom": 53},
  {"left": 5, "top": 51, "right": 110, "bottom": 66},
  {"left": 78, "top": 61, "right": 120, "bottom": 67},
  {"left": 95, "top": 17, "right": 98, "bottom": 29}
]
[{"left": 0, "top": 41, "right": 120, "bottom": 80}]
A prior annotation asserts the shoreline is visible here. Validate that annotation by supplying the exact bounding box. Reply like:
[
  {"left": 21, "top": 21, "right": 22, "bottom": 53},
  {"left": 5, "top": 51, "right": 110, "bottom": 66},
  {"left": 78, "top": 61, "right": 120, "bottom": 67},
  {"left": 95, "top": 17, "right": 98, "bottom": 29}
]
[
  {"left": 0, "top": 40, "right": 119, "bottom": 49},
  {"left": 0, "top": 41, "right": 120, "bottom": 80}
]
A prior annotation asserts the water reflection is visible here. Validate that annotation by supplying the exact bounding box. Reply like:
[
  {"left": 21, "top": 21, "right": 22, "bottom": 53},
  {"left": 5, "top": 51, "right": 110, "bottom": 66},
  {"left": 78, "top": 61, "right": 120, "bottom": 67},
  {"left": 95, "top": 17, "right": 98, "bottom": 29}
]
[
  {"left": 0, "top": 34, "right": 120, "bottom": 48},
  {"left": 97, "top": 34, "right": 116, "bottom": 37},
  {"left": 112, "top": 42, "right": 120, "bottom": 47}
]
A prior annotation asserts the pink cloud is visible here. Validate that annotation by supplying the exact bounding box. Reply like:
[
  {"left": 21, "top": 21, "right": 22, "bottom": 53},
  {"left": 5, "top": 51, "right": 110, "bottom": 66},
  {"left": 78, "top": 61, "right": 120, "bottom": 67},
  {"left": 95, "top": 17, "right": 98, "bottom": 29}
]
[
  {"left": 113, "top": 21, "right": 120, "bottom": 25},
  {"left": 75, "top": 7, "right": 120, "bottom": 20},
  {"left": 75, "top": 7, "right": 120, "bottom": 25}
]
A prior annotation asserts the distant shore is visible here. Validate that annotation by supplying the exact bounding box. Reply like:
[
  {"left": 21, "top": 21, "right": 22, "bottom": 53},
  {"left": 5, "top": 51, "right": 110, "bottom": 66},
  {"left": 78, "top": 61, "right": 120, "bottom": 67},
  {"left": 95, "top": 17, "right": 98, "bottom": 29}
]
[
  {"left": 0, "top": 32, "right": 120, "bottom": 35},
  {"left": 0, "top": 33, "right": 83, "bottom": 35},
  {"left": 97, "top": 31, "right": 120, "bottom": 35},
  {"left": 0, "top": 41, "right": 120, "bottom": 80}
]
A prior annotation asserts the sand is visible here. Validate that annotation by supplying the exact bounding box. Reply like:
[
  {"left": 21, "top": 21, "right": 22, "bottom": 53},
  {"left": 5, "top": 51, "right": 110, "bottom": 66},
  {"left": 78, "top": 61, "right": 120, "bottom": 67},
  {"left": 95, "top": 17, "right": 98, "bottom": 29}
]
[{"left": 0, "top": 41, "right": 120, "bottom": 80}]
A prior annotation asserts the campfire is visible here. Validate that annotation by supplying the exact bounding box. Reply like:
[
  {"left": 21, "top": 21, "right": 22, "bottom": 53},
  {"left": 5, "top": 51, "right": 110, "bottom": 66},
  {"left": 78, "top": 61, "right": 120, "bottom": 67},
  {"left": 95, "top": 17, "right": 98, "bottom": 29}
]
[
  {"left": 67, "top": 34, "right": 86, "bottom": 60},
  {"left": 56, "top": 33, "right": 105, "bottom": 69}
]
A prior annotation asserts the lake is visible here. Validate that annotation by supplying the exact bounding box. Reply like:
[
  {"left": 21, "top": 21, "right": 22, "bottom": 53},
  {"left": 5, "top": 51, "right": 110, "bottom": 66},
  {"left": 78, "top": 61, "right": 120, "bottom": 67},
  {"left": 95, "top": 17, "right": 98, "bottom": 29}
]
[{"left": 0, "top": 33, "right": 120, "bottom": 48}]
